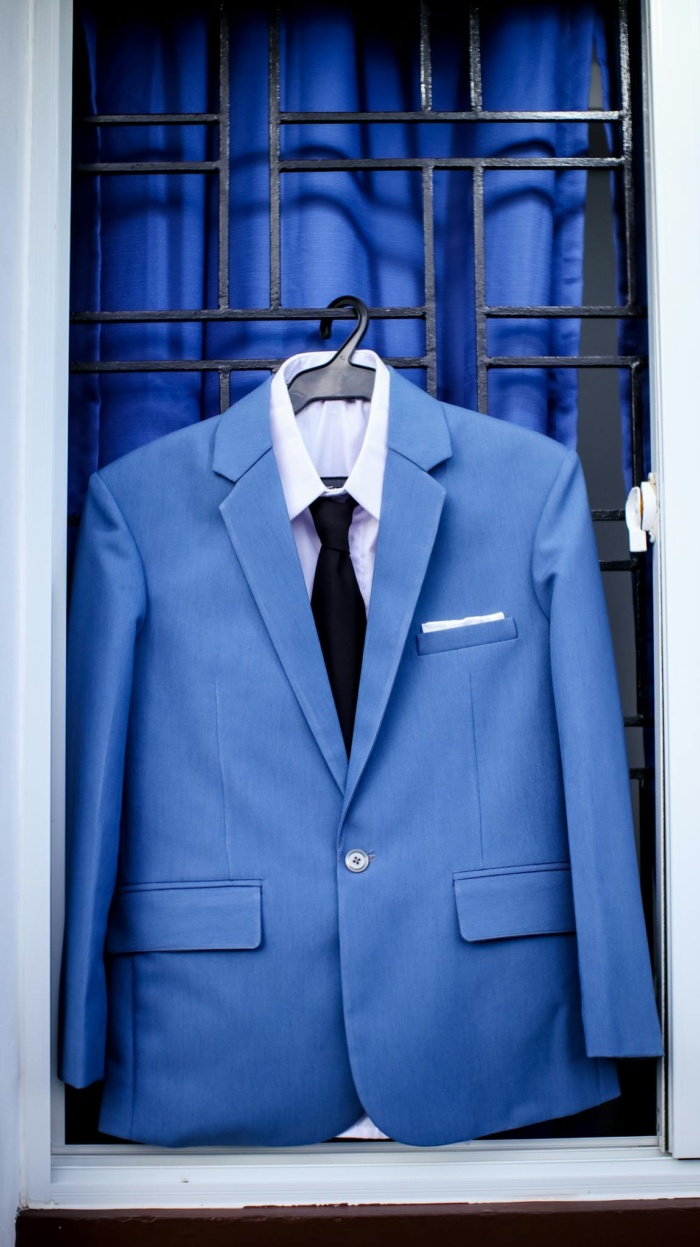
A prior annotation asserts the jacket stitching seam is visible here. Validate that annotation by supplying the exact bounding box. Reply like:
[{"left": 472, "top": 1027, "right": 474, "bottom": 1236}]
[
  {"left": 214, "top": 681, "right": 235, "bottom": 878},
  {"left": 530, "top": 447, "right": 578, "bottom": 623},
  {"left": 467, "top": 672, "right": 484, "bottom": 868},
  {"left": 94, "top": 471, "right": 149, "bottom": 633}
]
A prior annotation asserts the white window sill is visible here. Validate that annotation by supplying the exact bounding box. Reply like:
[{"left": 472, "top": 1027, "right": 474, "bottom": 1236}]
[{"left": 41, "top": 1138, "right": 700, "bottom": 1208}]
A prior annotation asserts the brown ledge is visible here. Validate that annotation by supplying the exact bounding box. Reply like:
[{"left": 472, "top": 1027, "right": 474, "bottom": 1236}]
[{"left": 15, "top": 1199, "right": 700, "bottom": 1246}]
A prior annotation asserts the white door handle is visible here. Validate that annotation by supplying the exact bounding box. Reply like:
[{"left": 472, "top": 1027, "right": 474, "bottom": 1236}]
[{"left": 625, "top": 473, "right": 658, "bottom": 552}]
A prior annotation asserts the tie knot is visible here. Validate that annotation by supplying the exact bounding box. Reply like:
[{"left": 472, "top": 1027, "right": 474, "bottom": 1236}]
[{"left": 310, "top": 494, "right": 359, "bottom": 552}]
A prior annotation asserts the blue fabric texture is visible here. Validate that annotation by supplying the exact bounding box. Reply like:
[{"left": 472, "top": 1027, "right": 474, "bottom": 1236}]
[
  {"left": 70, "top": 0, "right": 618, "bottom": 531},
  {"left": 59, "top": 373, "right": 662, "bottom": 1147}
]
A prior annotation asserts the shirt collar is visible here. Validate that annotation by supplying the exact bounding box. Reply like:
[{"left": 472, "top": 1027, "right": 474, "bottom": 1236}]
[{"left": 269, "top": 348, "right": 390, "bottom": 522}]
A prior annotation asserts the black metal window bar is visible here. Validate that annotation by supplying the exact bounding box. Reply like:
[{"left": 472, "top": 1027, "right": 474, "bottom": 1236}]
[{"left": 69, "top": 0, "right": 657, "bottom": 1135}]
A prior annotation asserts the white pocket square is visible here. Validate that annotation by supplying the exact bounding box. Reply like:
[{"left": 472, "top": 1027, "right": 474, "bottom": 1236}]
[{"left": 421, "top": 611, "right": 505, "bottom": 634}]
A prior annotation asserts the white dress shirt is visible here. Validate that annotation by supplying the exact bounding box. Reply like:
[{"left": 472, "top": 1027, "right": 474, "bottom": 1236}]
[
  {"left": 269, "top": 347, "right": 390, "bottom": 1141},
  {"left": 269, "top": 348, "right": 390, "bottom": 613}
]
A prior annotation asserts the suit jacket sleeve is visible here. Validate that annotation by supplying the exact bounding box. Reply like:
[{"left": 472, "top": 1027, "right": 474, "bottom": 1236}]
[
  {"left": 532, "top": 449, "right": 663, "bottom": 1058},
  {"left": 59, "top": 471, "right": 147, "bottom": 1088}
]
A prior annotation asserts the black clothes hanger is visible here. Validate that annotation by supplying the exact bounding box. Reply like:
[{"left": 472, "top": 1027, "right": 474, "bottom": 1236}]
[{"left": 286, "top": 295, "right": 376, "bottom": 415}]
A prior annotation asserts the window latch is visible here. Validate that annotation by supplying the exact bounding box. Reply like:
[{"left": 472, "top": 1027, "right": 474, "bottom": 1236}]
[{"left": 625, "top": 473, "right": 658, "bottom": 552}]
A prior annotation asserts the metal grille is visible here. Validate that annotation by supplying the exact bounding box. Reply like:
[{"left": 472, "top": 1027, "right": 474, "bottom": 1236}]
[
  {"left": 68, "top": 0, "right": 656, "bottom": 1138},
  {"left": 71, "top": 2, "right": 643, "bottom": 415}
]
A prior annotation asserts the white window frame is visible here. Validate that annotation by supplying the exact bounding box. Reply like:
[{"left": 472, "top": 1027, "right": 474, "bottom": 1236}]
[{"left": 7, "top": 0, "right": 700, "bottom": 1213}]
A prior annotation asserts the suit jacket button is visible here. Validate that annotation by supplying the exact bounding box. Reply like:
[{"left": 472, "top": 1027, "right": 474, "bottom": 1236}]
[{"left": 345, "top": 849, "right": 370, "bottom": 873}]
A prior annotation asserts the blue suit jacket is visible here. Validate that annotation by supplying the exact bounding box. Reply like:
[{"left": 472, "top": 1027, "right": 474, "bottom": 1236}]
[{"left": 59, "top": 372, "right": 662, "bottom": 1146}]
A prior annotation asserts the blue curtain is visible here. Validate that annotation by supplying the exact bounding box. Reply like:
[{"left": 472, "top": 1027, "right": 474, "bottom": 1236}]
[{"left": 70, "top": 1, "right": 618, "bottom": 528}]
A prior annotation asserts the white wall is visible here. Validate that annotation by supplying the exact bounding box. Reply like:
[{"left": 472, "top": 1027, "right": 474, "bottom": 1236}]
[{"left": 0, "top": 0, "right": 30, "bottom": 1240}]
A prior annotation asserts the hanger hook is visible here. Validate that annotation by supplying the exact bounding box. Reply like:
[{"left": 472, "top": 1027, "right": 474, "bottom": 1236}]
[{"left": 319, "top": 295, "right": 370, "bottom": 363}]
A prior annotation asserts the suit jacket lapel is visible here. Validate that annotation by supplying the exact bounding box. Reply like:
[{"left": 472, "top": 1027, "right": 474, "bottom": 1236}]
[
  {"left": 212, "top": 370, "right": 452, "bottom": 810},
  {"left": 340, "top": 372, "right": 452, "bottom": 821},
  {"left": 213, "top": 379, "right": 349, "bottom": 794}
]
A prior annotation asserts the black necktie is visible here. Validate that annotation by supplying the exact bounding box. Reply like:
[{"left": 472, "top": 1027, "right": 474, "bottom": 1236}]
[{"left": 309, "top": 494, "right": 367, "bottom": 756}]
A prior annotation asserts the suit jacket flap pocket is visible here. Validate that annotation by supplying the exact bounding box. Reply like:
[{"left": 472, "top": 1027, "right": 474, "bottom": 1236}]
[
  {"left": 453, "top": 863, "right": 575, "bottom": 941},
  {"left": 417, "top": 615, "right": 517, "bottom": 656},
  {"left": 106, "top": 881, "right": 262, "bottom": 953}
]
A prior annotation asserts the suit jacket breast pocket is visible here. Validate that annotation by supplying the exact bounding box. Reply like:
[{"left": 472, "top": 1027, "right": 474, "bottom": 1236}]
[{"left": 416, "top": 615, "right": 518, "bottom": 656}]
